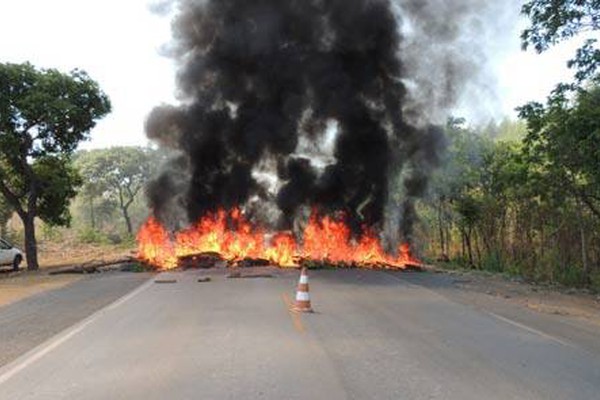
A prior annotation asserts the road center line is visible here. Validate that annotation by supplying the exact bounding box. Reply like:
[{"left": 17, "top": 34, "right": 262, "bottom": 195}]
[{"left": 0, "top": 277, "right": 154, "bottom": 386}]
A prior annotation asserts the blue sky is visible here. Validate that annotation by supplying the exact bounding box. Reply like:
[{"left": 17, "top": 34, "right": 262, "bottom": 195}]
[{"left": 0, "top": 0, "right": 583, "bottom": 149}]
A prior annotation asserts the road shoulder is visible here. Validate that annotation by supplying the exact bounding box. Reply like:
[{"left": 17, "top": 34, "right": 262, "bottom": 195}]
[
  {"left": 400, "top": 269, "right": 600, "bottom": 354},
  {"left": 0, "top": 272, "right": 83, "bottom": 308}
]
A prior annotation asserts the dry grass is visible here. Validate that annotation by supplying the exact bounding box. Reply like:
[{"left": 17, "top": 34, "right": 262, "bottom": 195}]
[
  {"left": 37, "top": 240, "right": 135, "bottom": 269},
  {"left": 441, "top": 268, "right": 600, "bottom": 327},
  {"left": 5, "top": 216, "right": 137, "bottom": 270},
  {"left": 0, "top": 236, "right": 136, "bottom": 307},
  {"left": 0, "top": 274, "right": 82, "bottom": 307},
  {"left": 0, "top": 220, "right": 138, "bottom": 306}
]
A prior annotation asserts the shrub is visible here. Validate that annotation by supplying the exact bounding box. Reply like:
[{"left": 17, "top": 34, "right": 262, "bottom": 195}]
[{"left": 77, "top": 228, "right": 110, "bottom": 245}]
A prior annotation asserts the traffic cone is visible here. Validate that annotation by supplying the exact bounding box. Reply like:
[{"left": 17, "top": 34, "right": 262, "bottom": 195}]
[{"left": 292, "top": 268, "right": 313, "bottom": 313}]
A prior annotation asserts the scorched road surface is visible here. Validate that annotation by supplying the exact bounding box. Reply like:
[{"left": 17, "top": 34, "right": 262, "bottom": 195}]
[{"left": 0, "top": 268, "right": 598, "bottom": 400}]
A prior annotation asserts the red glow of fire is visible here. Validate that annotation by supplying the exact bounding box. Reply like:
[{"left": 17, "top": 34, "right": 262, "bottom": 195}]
[{"left": 137, "top": 209, "right": 421, "bottom": 270}]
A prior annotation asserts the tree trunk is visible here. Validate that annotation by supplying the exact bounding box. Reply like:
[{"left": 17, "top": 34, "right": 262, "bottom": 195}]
[
  {"left": 465, "top": 227, "right": 474, "bottom": 267},
  {"left": 460, "top": 229, "right": 466, "bottom": 260},
  {"left": 22, "top": 212, "right": 39, "bottom": 270},
  {"left": 445, "top": 221, "right": 451, "bottom": 258},
  {"left": 122, "top": 206, "right": 133, "bottom": 235},
  {"left": 117, "top": 187, "right": 134, "bottom": 236},
  {"left": 474, "top": 229, "right": 482, "bottom": 267},
  {"left": 540, "top": 222, "right": 545, "bottom": 261},
  {"left": 576, "top": 200, "right": 590, "bottom": 283},
  {"left": 580, "top": 223, "right": 589, "bottom": 281},
  {"left": 437, "top": 201, "right": 445, "bottom": 256},
  {"left": 89, "top": 196, "right": 96, "bottom": 230}
]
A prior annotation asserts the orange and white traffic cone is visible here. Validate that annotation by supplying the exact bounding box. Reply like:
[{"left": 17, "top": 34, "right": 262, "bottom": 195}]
[{"left": 292, "top": 268, "right": 314, "bottom": 313}]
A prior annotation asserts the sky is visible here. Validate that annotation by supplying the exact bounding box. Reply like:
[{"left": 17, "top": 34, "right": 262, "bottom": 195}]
[{"left": 0, "top": 0, "right": 584, "bottom": 149}]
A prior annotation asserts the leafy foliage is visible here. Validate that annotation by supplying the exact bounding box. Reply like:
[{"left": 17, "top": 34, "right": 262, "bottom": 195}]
[
  {"left": 422, "top": 117, "right": 599, "bottom": 288},
  {"left": 75, "top": 147, "right": 159, "bottom": 235},
  {"left": 34, "top": 156, "right": 83, "bottom": 226},
  {"left": 0, "top": 195, "right": 12, "bottom": 236},
  {"left": 519, "top": 86, "right": 600, "bottom": 219},
  {"left": 522, "top": 0, "right": 600, "bottom": 82},
  {"left": 0, "top": 62, "right": 111, "bottom": 269}
]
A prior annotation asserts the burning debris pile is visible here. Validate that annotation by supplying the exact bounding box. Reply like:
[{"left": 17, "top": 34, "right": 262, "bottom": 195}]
[
  {"left": 139, "top": 0, "right": 486, "bottom": 270},
  {"left": 138, "top": 208, "right": 421, "bottom": 269}
]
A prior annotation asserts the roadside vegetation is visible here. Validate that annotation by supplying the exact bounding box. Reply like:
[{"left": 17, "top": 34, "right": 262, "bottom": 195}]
[
  {"left": 0, "top": 63, "right": 163, "bottom": 271},
  {"left": 1, "top": 0, "right": 600, "bottom": 291},
  {"left": 1, "top": 146, "right": 160, "bottom": 269},
  {"left": 419, "top": 0, "right": 600, "bottom": 290},
  {"left": 418, "top": 116, "right": 600, "bottom": 291},
  {"left": 0, "top": 63, "right": 111, "bottom": 270}
]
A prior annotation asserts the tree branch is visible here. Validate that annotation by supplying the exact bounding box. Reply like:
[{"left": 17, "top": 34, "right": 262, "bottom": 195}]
[
  {"left": 0, "top": 178, "right": 25, "bottom": 216},
  {"left": 117, "top": 185, "right": 125, "bottom": 210},
  {"left": 123, "top": 182, "right": 142, "bottom": 210},
  {"left": 578, "top": 190, "right": 600, "bottom": 220}
]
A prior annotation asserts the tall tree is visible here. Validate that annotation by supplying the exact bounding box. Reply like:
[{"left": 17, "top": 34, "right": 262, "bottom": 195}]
[
  {"left": 0, "top": 195, "right": 12, "bottom": 237},
  {"left": 519, "top": 86, "right": 600, "bottom": 220},
  {"left": 427, "top": 118, "right": 492, "bottom": 261},
  {"left": 522, "top": 0, "right": 600, "bottom": 82},
  {"left": 519, "top": 85, "right": 600, "bottom": 281},
  {"left": 0, "top": 63, "right": 111, "bottom": 270},
  {"left": 76, "top": 147, "right": 156, "bottom": 235}
]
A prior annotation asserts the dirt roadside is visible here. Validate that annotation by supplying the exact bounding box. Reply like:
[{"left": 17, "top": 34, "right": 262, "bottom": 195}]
[
  {"left": 433, "top": 267, "right": 600, "bottom": 327},
  {"left": 0, "top": 243, "right": 136, "bottom": 307},
  {"left": 0, "top": 272, "right": 83, "bottom": 308}
]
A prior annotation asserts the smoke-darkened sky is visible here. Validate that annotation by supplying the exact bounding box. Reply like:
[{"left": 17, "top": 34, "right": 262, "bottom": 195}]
[
  {"left": 0, "top": 0, "right": 586, "bottom": 150},
  {"left": 141, "top": 0, "right": 566, "bottom": 241}
]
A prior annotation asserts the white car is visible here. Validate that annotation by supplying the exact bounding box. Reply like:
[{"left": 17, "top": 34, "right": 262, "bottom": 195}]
[{"left": 0, "top": 238, "right": 24, "bottom": 270}]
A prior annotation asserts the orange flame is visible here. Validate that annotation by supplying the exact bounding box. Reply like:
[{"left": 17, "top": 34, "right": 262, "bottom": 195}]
[{"left": 136, "top": 208, "right": 420, "bottom": 270}]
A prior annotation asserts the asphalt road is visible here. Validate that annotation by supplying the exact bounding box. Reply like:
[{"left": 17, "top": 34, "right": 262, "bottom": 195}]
[
  {"left": 0, "top": 268, "right": 598, "bottom": 400},
  {"left": 0, "top": 272, "right": 152, "bottom": 368}
]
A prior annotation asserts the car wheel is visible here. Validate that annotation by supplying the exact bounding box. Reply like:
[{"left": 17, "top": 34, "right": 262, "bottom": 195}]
[{"left": 13, "top": 255, "right": 22, "bottom": 271}]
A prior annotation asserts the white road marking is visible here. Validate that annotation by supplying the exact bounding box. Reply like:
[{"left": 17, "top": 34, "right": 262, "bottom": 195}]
[
  {"left": 0, "top": 277, "right": 154, "bottom": 386},
  {"left": 487, "top": 312, "right": 576, "bottom": 349},
  {"left": 383, "top": 271, "right": 577, "bottom": 349}
]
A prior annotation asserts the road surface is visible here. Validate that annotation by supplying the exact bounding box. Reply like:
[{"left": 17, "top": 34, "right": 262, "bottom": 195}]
[
  {"left": 0, "top": 272, "right": 152, "bottom": 368},
  {"left": 0, "top": 268, "right": 598, "bottom": 400}
]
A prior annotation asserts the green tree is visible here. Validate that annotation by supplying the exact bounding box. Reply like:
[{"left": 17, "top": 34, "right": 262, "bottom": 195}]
[
  {"left": 427, "top": 118, "right": 492, "bottom": 262},
  {"left": 0, "top": 195, "right": 12, "bottom": 237},
  {"left": 519, "top": 85, "right": 600, "bottom": 281},
  {"left": 0, "top": 63, "right": 111, "bottom": 270},
  {"left": 76, "top": 147, "right": 156, "bottom": 236},
  {"left": 519, "top": 86, "right": 600, "bottom": 219},
  {"left": 522, "top": 0, "right": 600, "bottom": 82},
  {"left": 422, "top": 115, "right": 599, "bottom": 287}
]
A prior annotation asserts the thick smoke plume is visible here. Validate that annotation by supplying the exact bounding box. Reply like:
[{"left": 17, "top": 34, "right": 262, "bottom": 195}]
[{"left": 146, "top": 0, "right": 491, "bottom": 243}]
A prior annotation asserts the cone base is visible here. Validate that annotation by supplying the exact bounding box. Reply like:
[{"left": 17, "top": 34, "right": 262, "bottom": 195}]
[{"left": 292, "top": 304, "right": 314, "bottom": 313}]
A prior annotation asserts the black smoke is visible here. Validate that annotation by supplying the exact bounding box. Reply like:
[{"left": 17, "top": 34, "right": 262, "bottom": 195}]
[{"left": 146, "top": 0, "right": 452, "bottom": 242}]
